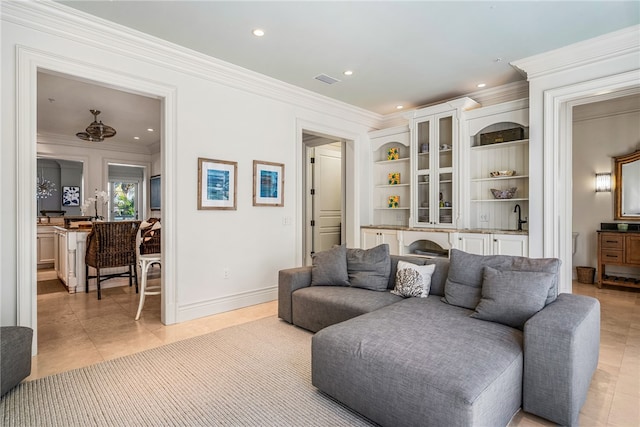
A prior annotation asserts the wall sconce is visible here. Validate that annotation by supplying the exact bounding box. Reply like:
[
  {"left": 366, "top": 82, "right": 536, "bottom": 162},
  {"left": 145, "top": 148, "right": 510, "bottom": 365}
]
[{"left": 595, "top": 172, "right": 612, "bottom": 192}]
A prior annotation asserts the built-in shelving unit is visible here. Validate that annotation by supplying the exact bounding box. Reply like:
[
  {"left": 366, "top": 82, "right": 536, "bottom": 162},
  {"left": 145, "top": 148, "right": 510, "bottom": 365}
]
[
  {"left": 369, "top": 126, "right": 411, "bottom": 226},
  {"left": 468, "top": 137, "right": 529, "bottom": 227},
  {"left": 464, "top": 100, "right": 530, "bottom": 231}
]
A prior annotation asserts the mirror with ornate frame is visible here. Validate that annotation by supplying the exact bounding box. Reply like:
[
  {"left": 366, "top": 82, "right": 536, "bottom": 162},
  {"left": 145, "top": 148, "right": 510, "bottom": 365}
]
[{"left": 614, "top": 150, "right": 640, "bottom": 221}]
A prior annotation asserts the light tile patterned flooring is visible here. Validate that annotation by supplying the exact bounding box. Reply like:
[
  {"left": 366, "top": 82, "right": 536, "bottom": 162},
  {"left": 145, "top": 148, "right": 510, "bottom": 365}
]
[{"left": 31, "top": 277, "right": 638, "bottom": 426}]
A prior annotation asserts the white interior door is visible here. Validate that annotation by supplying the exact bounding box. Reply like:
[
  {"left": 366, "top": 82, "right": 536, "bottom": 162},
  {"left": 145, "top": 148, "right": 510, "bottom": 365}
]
[{"left": 311, "top": 145, "right": 343, "bottom": 255}]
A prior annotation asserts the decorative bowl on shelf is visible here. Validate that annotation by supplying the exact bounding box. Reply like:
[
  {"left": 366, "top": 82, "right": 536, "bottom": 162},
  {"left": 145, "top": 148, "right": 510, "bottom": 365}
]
[
  {"left": 489, "top": 170, "right": 516, "bottom": 177},
  {"left": 490, "top": 187, "right": 517, "bottom": 199}
]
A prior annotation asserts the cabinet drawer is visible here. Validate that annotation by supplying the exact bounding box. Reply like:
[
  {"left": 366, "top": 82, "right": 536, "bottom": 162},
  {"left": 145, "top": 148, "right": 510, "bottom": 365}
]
[
  {"left": 601, "top": 250, "right": 624, "bottom": 263},
  {"left": 600, "top": 234, "right": 623, "bottom": 250}
]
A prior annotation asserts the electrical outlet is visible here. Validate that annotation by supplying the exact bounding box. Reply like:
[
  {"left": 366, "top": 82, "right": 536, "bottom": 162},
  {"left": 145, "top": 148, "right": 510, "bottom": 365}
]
[
  {"left": 480, "top": 214, "right": 489, "bottom": 222},
  {"left": 282, "top": 216, "right": 292, "bottom": 225},
  {"left": 223, "top": 268, "right": 230, "bottom": 279}
]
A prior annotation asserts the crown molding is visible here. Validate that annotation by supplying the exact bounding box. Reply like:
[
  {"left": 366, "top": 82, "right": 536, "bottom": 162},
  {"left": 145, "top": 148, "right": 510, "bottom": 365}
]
[
  {"left": 2, "top": 1, "right": 382, "bottom": 128},
  {"left": 512, "top": 25, "right": 640, "bottom": 80},
  {"left": 466, "top": 81, "right": 529, "bottom": 107},
  {"left": 37, "top": 132, "right": 154, "bottom": 156}
]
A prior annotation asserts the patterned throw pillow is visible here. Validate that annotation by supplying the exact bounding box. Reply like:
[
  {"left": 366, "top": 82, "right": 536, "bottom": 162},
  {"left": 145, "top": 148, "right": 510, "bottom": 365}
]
[{"left": 391, "top": 261, "right": 436, "bottom": 298}]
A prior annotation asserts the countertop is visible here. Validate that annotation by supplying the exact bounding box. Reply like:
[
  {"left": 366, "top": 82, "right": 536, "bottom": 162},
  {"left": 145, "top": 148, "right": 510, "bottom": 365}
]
[
  {"left": 361, "top": 225, "right": 528, "bottom": 235},
  {"left": 599, "top": 222, "right": 640, "bottom": 232}
]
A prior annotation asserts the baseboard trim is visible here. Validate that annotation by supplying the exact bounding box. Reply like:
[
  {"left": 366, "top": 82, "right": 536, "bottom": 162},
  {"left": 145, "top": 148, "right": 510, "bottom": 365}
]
[{"left": 176, "top": 286, "right": 278, "bottom": 323}]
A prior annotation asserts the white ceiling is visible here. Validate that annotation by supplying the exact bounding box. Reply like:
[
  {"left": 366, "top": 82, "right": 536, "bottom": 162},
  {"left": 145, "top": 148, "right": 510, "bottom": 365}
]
[
  {"left": 39, "top": 1, "right": 639, "bottom": 148},
  {"left": 57, "top": 0, "right": 639, "bottom": 114},
  {"left": 38, "top": 72, "right": 162, "bottom": 149}
]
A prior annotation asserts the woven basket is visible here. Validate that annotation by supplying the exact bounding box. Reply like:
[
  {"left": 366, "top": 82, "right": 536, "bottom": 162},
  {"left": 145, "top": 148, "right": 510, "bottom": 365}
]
[{"left": 576, "top": 266, "right": 595, "bottom": 284}]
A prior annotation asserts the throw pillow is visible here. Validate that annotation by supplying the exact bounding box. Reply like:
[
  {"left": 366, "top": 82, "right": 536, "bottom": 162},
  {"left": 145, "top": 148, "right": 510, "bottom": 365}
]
[
  {"left": 391, "top": 261, "right": 436, "bottom": 298},
  {"left": 442, "top": 249, "right": 512, "bottom": 309},
  {"left": 442, "top": 249, "right": 561, "bottom": 310},
  {"left": 347, "top": 244, "right": 391, "bottom": 291},
  {"left": 387, "top": 256, "right": 426, "bottom": 290},
  {"left": 471, "top": 266, "right": 555, "bottom": 329},
  {"left": 511, "top": 257, "right": 561, "bottom": 305},
  {"left": 311, "top": 245, "right": 349, "bottom": 287}
]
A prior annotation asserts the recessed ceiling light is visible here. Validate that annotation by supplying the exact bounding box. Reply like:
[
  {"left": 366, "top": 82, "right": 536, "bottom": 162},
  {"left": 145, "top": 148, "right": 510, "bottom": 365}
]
[
  {"left": 147, "top": 128, "right": 154, "bottom": 132},
  {"left": 343, "top": 70, "right": 353, "bottom": 76},
  {"left": 134, "top": 136, "right": 140, "bottom": 140},
  {"left": 396, "top": 105, "right": 404, "bottom": 110},
  {"left": 477, "top": 83, "right": 487, "bottom": 88},
  {"left": 252, "top": 29, "right": 265, "bottom": 37}
]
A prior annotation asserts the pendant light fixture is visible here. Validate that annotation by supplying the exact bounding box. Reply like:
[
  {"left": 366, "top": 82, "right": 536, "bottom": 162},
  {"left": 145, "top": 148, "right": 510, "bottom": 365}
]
[{"left": 76, "top": 109, "right": 116, "bottom": 142}]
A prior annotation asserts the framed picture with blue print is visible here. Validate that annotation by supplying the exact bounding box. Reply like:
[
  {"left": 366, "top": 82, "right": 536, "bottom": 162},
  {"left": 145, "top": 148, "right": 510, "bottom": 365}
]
[
  {"left": 198, "top": 157, "right": 237, "bottom": 210},
  {"left": 253, "top": 160, "right": 284, "bottom": 207}
]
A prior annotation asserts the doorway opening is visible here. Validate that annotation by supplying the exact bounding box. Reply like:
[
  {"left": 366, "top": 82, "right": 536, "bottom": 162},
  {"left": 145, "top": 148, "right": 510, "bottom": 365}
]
[
  {"left": 303, "top": 132, "right": 346, "bottom": 265},
  {"left": 16, "top": 56, "right": 176, "bottom": 355}
]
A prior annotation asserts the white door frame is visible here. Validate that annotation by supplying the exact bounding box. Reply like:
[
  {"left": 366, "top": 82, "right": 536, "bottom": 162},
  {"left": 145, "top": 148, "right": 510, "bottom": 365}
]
[
  {"left": 544, "top": 71, "right": 640, "bottom": 293},
  {"left": 16, "top": 47, "right": 178, "bottom": 353},
  {"left": 296, "top": 119, "right": 360, "bottom": 266}
]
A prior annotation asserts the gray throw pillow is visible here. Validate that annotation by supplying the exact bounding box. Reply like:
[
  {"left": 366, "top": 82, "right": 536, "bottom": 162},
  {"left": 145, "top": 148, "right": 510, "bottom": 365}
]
[
  {"left": 443, "top": 249, "right": 561, "bottom": 309},
  {"left": 311, "top": 245, "right": 349, "bottom": 286},
  {"left": 442, "top": 249, "right": 513, "bottom": 309},
  {"left": 391, "top": 261, "right": 436, "bottom": 298},
  {"left": 471, "top": 267, "right": 556, "bottom": 329},
  {"left": 347, "top": 244, "right": 391, "bottom": 291}
]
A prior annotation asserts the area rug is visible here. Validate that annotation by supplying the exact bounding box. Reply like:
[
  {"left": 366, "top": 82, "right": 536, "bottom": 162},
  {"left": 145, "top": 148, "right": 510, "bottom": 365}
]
[
  {"left": 0, "top": 316, "right": 375, "bottom": 426},
  {"left": 36, "top": 279, "right": 66, "bottom": 295}
]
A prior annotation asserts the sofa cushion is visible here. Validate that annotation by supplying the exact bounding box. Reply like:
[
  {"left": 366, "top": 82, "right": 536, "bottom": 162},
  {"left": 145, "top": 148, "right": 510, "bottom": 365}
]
[
  {"left": 443, "top": 249, "right": 560, "bottom": 310},
  {"left": 423, "top": 257, "right": 450, "bottom": 297},
  {"left": 312, "top": 297, "right": 523, "bottom": 427},
  {"left": 391, "top": 261, "right": 436, "bottom": 298},
  {"left": 471, "top": 267, "right": 556, "bottom": 329},
  {"left": 292, "top": 286, "right": 402, "bottom": 332},
  {"left": 346, "top": 244, "right": 390, "bottom": 291},
  {"left": 311, "top": 245, "right": 349, "bottom": 287}
]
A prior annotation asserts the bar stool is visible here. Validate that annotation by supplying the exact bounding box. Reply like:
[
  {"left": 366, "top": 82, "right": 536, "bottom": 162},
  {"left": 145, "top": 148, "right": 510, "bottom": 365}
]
[{"left": 135, "top": 254, "right": 162, "bottom": 320}]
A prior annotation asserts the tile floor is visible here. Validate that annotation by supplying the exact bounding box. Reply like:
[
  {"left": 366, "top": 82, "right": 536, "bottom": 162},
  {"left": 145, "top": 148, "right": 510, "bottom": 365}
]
[{"left": 31, "top": 277, "right": 639, "bottom": 426}]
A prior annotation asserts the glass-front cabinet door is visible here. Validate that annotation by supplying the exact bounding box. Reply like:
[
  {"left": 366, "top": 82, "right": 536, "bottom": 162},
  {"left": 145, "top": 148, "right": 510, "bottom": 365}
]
[{"left": 411, "top": 112, "right": 457, "bottom": 228}]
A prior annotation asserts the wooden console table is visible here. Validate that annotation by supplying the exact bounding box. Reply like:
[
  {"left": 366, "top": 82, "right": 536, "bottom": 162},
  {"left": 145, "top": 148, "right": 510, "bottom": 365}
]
[{"left": 597, "top": 230, "right": 640, "bottom": 289}]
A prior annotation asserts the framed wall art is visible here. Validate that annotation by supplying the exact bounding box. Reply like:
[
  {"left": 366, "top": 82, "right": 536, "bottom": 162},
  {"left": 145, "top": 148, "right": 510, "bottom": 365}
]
[
  {"left": 198, "top": 157, "right": 237, "bottom": 210},
  {"left": 253, "top": 160, "right": 284, "bottom": 207},
  {"left": 62, "top": 186, "right": 80, "bottom": 207}
]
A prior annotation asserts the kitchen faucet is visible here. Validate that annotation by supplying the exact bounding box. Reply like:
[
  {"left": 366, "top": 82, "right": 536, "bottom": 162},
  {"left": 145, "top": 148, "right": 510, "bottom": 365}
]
[{"left": 514, "top": 204, "right": 527, "bottom": 231}]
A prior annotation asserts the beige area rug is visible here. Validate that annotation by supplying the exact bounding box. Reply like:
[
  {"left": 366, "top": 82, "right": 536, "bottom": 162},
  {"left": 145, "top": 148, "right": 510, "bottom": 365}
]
[{"left": 0, "top": 316, "right": 375, "bottom": 427}]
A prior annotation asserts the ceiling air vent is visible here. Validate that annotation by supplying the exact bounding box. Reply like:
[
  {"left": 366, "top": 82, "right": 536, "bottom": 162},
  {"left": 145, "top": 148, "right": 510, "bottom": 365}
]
[{"left": 314, "top": 74, "right": 340, "bottom": 85}]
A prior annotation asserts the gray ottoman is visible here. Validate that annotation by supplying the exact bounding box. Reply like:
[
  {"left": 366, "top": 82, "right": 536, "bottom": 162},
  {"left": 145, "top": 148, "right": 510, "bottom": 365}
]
[
  {"left": 1, "top": 326, "right": 33, "bottom": 396},
  {"left": 312, "top": 298, "right": 523, "bottom": 427}
]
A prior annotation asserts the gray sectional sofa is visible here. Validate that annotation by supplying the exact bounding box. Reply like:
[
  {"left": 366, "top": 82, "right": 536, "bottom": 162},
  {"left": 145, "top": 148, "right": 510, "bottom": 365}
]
[{"left": 278, "top": 245, "right": 600, "bottom": 427}]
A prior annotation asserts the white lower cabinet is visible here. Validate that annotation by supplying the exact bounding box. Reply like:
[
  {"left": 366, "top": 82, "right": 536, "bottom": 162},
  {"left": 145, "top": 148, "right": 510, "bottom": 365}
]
[
  {"left": 37, "top": 226, "right": 56, "bottom": 267},
  {"left": 361, "top": 228, "right": 400, "bottom": 255},
  {"left": 455, "top": 233, "right": 492, "bottom": 255},
  {"left": 454, "top": 233, "right": 528, "bottom": 257},
  {"left": 492, "top": 234, "right": 529, "bottom": 257},
  {"left": 54, "top": 227, "right": 89, "bottom": 292}
]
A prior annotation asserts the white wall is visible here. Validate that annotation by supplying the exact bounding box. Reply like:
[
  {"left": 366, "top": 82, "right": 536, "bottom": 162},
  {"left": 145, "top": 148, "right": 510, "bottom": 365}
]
[
  {"left": 572, "top": 99, "right": 640, "bottom": 275},
  {"left": 1, "top": 2, "right": 377, "bottom": 326},
  {"left": 513, "top": 25, "right": 640, "bottom": 293}
]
